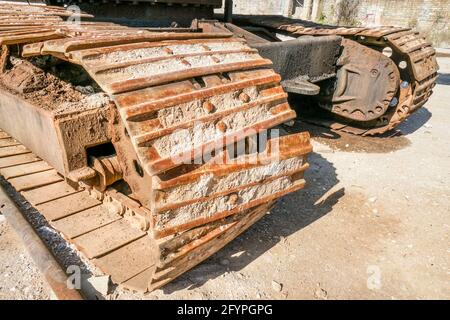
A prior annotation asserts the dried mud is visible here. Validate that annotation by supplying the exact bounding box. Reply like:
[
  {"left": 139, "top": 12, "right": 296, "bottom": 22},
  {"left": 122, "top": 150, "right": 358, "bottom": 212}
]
[{"left": 0, "top": 55, "right": 108, "bottom": 114}]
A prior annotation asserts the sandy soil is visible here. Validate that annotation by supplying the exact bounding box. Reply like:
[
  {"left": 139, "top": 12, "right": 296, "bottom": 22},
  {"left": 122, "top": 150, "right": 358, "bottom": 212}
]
[
  {"left": 0, "top": 219, "right": 49, "bottom": 300},
  {"left": 0, "top": 57, "right": 449, "bottom": 300}
]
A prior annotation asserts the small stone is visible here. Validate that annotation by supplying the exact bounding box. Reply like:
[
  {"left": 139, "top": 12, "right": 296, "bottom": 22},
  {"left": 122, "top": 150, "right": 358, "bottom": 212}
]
[
  {"left": 228, "top": 194, "right": 239, "bottom": 205},
  {"left": 163, "top": 47, "right": 173, "bottom": 55},
  {"left": 75, "top": 85, "right": 95, "bottom": 95},
  {"left": 271, "top": 280, "right": 282, "bottom": 292},
  {"left": 424, "top": 123, "right": 432, "bottom": 129},
  {"left": 231, "top": 251, "right": 245, "bottom": 258},
  {"left": 220, "top": 259, "right": 230, "bottom": 266},
  {"left": 345, "top": 144, "right": 350, "bottom": 148},
  {"left": 181, "top": 59, "right": 191, "bottom": 66},
  {"left": 314, "top": 287, "right": 328, "bottom": 299},
  {"left": 372, "top": 208, "right": 379, "bottom": 214},
  {"left": 368, "top": 197, "right": 377, "bottom": 203},
  {"left": 284, "top": 120, "right": 295, "bottom": 127},
  {"left": 0, "top": 215, "right": 5, "bottom": 223},
  {"left": 256, "top": 293, "right": 261, "bottom": 299},
  {"left": 85, "top": 275, "right": 110, "bottom": 297}
]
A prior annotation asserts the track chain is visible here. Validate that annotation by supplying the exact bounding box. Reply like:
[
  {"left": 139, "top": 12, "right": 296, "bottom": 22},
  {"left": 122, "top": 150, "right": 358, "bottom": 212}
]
[
  {"left": 237, "top": 15, "right": 439, "bottom": 136},
  {"left": 0, "top": 5, "right": 312, "bottom": 292}
]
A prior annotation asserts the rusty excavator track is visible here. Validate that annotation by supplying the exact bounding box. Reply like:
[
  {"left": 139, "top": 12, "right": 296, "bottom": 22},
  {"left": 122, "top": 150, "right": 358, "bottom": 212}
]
[
  {"left": 0, "top": 1, "right": 440, "bottom": 296},
  {"left": 0, "top": 3, "right": 312, "bottom": 293},
  {"left": 236, "top": 15, "right": 439, "bottom": 136}
]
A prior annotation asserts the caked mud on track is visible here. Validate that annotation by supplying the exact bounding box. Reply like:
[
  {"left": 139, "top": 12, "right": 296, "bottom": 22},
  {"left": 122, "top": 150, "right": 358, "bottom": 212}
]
[{"left": 0, "top": 3, "right": 312, "bottom": 292}]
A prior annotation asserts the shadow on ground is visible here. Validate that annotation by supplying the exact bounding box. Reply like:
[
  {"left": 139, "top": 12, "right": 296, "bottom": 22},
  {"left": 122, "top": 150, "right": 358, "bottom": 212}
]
[
  {"left": 161, "top": 151, "right": 342, "bottom": 293},
  {"left": 280, "top": 95, "right": 433, "bottom": 153},
  {"left": 290, "top": 107, "right": 432, "bottom": 153},
  {"left": 297, "top": 121, "right": 413, "bottom": 153},
  {"left": 396, "top": 107, "right": 433, "bottom": 135},
  {"left": 436, "top": 72, "right": 450, "bottom": 85}
]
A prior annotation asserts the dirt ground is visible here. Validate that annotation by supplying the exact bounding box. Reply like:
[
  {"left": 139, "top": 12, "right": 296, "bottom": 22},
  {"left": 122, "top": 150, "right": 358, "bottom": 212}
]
[
  {"left": 0, "top": 219, "right": 50, "bottom": 300},
  {"left": 0, "top": 56, "right": 449, "bottom": 300}
]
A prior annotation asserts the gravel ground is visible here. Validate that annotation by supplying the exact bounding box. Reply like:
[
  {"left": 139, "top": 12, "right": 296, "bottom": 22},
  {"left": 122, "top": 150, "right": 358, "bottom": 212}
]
[
  {"left": 0, "top": 217, "right": 49, "bottom": 300},
  {"left": 0, "top": 57, "right": 449, "bottom": 300}
]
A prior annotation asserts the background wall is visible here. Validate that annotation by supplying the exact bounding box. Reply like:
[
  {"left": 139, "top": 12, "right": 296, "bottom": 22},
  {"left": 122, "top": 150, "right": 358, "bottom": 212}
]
[
  {"left": 222, "top": 0, "right": 450, "bottom": 47},
  {"left": 321, "top": 0, "right": 449, "bottom": 46},
  {"left": 223, "top": 0, "right": 294, "bottom": 15}
]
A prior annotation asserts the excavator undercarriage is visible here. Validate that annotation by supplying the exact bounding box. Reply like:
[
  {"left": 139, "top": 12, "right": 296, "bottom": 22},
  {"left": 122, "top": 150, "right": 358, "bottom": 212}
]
[
  {"left": 235, "top": 15, "right": 439, "bottom": 135},
  {"left": 0, "top": 2, "right": 312, "bottom": 293},
  {"left": 0, "top": 1, "right": 439, "bottom": 294}
]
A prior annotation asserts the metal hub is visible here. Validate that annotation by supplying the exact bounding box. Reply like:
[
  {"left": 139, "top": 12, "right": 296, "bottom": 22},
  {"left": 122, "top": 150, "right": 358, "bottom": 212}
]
[{"left": 318, "top": 39, "right": 400, "bottom": 122}]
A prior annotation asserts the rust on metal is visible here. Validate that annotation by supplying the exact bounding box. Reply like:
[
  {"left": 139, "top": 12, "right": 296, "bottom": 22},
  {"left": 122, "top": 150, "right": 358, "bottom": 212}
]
[
  {"left": 237, "top": 15, "right": 439, "bottom": 136},
  {"left": 0, "top": 3, "right": 312, "bottom": 294}
]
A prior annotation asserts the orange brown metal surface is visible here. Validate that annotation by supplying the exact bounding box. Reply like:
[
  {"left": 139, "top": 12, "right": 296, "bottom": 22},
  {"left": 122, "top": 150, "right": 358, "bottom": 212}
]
[{"left": 0, "top": 4, "right": 312, "bottom": 293}]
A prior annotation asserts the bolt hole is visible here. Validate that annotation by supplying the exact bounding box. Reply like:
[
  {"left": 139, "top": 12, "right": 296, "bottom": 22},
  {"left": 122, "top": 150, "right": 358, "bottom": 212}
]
[
  {"left": 221, "top": 72, "right": 231, "bottom": 82},
  {"left": 193, "top": 77, "right": 206, "bottom": 88},
  {"left": 133, "top": 160, "right": 144, "bottom": 178}
]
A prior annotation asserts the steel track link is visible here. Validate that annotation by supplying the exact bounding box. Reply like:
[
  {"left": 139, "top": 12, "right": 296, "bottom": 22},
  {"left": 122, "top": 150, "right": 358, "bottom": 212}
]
[
  {"left": 0, "top": 5, "right": 312, "bottom": 292},
  {"left": 0, "top": 140, "right": 271, "bottom": 293}
]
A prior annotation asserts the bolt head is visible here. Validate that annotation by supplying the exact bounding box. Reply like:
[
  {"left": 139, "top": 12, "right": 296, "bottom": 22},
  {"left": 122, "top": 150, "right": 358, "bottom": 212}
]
[
  {"left": 239, "top": 92, "right": 251, "bottom": 103},
  {"left": 216, "top": 121, "right": 227, "bottom": 133},
  {"left": 203, "top": 101, "right": 215, "bottom": 113}
]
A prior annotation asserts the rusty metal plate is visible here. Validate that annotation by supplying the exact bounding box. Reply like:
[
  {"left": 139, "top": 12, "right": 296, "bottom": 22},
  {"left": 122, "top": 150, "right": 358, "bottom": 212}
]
[
  {"left": 0, "top": 145, "right": 29, "bottom": 158},
  {"left": 74, "top": 219, "right": 146, "bottom": 259},
  {"left": 93, "top": 236, "right": 156, "bottom": 284},
  {"left": 36, "top": 191, "right": 101, "bottom": 221},
  {"left": 0, "top": 153, "right": 40, "bottom": 169},
  {"left": 0, "top": 160, "right": 52, "bottom": 179},
  {"left": 51, "top": 205, "right": 121, "bottom": 239},
  {"left": 21, "top": 181, "right": 79, "bottom": 206},
  {"left": 0, "top": 5, "right": 315, "bottom": 293},
  {"left": 8, "top": 169, "right": 63, "bottom": 192}
]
